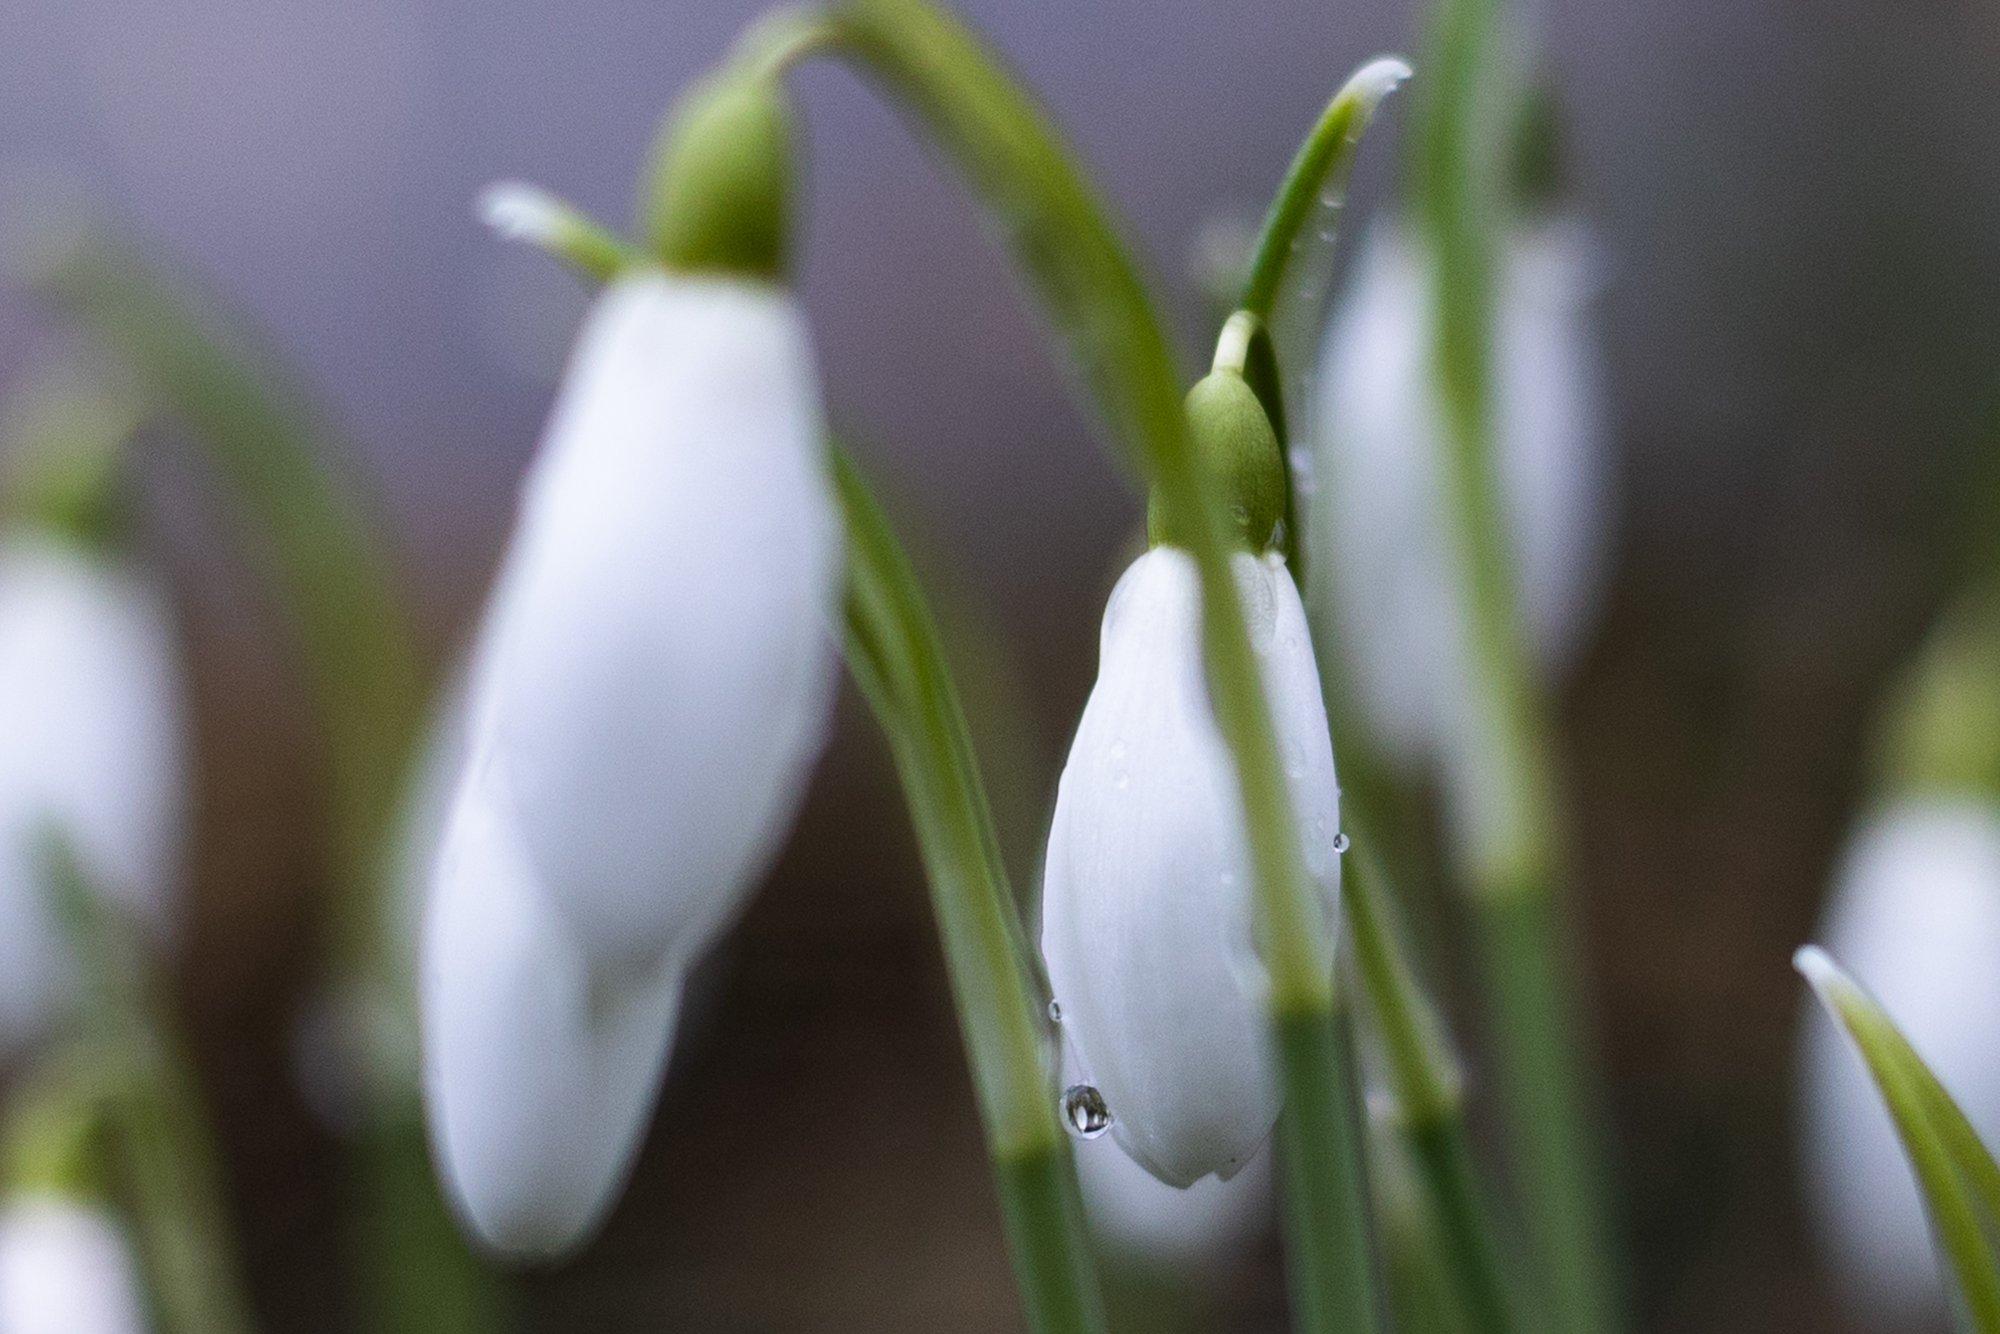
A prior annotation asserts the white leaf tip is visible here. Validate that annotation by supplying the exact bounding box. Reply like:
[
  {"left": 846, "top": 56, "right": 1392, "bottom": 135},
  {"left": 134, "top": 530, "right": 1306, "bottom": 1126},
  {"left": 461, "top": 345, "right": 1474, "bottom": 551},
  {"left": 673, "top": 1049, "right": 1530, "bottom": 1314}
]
[
  {"left": 1346, "top": 56, "right": 1414, "bottom": 110},
  {"left": 1794, "top": 944, "right": 1843, "bottom": 992},
  {"left": 477, "top": 181, "right": 565, "bottom": 245}
]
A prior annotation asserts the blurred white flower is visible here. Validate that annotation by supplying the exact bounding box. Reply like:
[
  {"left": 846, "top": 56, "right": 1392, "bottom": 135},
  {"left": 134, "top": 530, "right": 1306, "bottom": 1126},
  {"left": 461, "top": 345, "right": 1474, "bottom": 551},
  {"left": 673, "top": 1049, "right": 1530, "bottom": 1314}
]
[
  {"left": 422, "top": 750, "right": 685, "bottom": 1260},
  {"left": 421, "top": 268, "right": 838, "bottom": 1258},
  {"left": 1074, "top": 1123, "right": 1273, "bottom": 1274},
  {"left": 0, "top": 1195, "right": 148, "bottom": 1334},
  {"left": 0, "top": 532, "right": 186, "bottom": 1060},
  {"left": 1041, "top": 547, "right": 1340, "bottom": 1188},
  {"left": 1312, "top": 217, "right": 1610, "bottom": 783},
  {"left": 1799, "top": 796, "right": 2000, "bottom": 1319},
  {"left": 473, "top": 270, "right": 841, "bottom": 967}
]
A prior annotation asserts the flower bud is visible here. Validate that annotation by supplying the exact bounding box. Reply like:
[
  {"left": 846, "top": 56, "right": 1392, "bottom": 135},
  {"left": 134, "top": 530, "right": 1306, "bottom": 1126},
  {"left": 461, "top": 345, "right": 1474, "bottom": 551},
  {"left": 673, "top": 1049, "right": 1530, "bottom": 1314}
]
[
  {"left": 1799, "top": 796, "right": 2000, "bottom": 1321},
  {"left": 1041, "top": 547, "right": 1340, "bottom": 1187},
  {"left": 0, "top": 531, "right": 185, "bottom": 1060},
  {"left": 1313, "top": 217, "right": 1609, "bottom": 777},
  {"left": 421, "top": 752, "right": 685, "bottom": 1261},
  {"left": 643, "top": 72, "right": 792, "bottom": 280},
  {"left": 471, "top": 271, "right": 841, "bottom": 969},
  {"left": 0, "top": 1196, "right": 148, "bottom": 1334}
]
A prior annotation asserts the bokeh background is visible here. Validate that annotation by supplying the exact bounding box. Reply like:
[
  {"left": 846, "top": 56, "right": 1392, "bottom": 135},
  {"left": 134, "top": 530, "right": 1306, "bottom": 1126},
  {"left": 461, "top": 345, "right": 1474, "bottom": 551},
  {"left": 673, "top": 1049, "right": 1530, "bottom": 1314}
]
[{"left": 6, "top": 0, "right": 2000, "bottom": 1329}]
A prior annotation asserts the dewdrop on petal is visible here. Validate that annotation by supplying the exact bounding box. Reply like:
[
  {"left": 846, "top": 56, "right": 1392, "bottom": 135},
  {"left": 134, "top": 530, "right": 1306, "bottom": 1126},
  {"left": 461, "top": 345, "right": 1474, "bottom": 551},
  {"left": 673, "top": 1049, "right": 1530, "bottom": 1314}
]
[
  {"left": 421, "top": 751, "right": 685, "bottom": 1260},
  {"left": 0, "top": 1195, "right": 148, "bottom": 1334},
  {"left": 1313, "top": 217, "right": 1610, "bottom": 772},
  {"left": 0, "top": 530, "right": 186, "bottom": 1060},
  {"left": 1798, "top": 797, "right": 2000, "bottom": 1321},
  {"left": 1041, "top": 548, "right": 1341, "bottom": 1187}
]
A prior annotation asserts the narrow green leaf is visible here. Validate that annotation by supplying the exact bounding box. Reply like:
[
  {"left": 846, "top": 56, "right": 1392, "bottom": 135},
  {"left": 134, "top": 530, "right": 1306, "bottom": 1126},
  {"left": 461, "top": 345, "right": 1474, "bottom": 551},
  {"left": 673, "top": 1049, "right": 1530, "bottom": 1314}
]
[
  {"left": 833, "top": 446, "right": 1105, "bottom": 1334},
  {"left": 1797, "top": 945, "right": 2000, "bottom": 1330}
]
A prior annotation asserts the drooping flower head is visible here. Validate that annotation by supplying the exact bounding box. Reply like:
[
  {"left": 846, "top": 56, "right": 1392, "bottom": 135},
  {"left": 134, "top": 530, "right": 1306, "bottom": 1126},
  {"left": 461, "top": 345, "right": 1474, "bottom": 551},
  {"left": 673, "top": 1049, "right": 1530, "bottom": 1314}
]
[
  {"left": 422, "top": 66, "right": 842, "bottom": 1257},
  {"left": 1313, "top": 217, "right": 1609, "bottom": 790},
  {"left": 0, "top": 530, "right": 186, "bottom": 1060},
  {"left": 0, "top": 1194, "right": 149, "bottom": 1334},
  {"left": 1041, "top": 370, "right": 1341, "bottom": 1188}
]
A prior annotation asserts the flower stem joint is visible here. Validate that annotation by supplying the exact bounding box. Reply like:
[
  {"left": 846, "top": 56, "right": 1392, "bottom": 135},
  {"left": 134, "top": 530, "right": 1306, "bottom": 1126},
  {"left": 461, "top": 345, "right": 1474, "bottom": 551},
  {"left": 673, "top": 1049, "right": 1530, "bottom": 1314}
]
[{"left": 1150, "top": 369, "right": 1287, "bottom": 554}]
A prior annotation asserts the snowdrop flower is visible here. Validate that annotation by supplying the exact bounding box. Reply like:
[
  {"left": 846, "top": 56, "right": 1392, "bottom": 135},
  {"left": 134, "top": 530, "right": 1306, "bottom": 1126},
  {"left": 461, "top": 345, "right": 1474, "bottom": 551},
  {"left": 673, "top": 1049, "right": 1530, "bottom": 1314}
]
[
  {"left": 422, "top": 70, "right": 838, "bottom": 1258},
  {"left": 1798, "top": 796, "right": 2000, "bottom": 1320},
  {"left": 1042, "top": 372, "right": 1341, "bottom": 1189},
  {"left": 1313, "top": 217, "right": 1610, "bottom": 778},
  {"left": 0, "top": 1194, "right": 148, "bottom": 1334},
  {"left": 475, "top": 265, "right": 840, "bottom": 966},
  {"left": 0, "top": 531, "right": 185, "bottom": 1060}
]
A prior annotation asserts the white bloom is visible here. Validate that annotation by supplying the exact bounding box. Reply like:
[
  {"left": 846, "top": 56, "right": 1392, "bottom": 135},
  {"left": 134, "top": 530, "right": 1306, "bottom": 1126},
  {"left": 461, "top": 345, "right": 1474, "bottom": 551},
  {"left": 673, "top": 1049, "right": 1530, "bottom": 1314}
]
[
  {"left": 1075, "top": 1123, "right": 1273, "bottom": 1273},
  {"left": 472, "top": 271, "right": 841, "bottom": 967},
  {"left": 421, "top": 750, "right": 684, "bottom": 1260},
  {"left": 0, "top": 1196, "right": 148, "bottom": 1334},
  {"left": 0, "top": 532, "right": 186, "bottom": 1060},
  {"left": 1799, "top": 796, "right": 2000, "bottom": 1319},
  {"left": 1313, "top": 217, "right": 1610, "bottom": 784},
  {"left": 1041, "top": 547, "right": 1340, "bottom": 1188}
]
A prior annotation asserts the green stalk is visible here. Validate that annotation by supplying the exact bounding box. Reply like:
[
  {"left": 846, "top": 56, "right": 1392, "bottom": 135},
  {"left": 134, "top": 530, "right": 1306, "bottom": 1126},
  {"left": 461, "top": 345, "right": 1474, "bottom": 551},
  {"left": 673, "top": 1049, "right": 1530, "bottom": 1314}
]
[
  {"left": 811, "top": 4, "right": 1390, "bottom": 1324},
  {"left": 1410, "top": 0, "right": 1618, "bottom": 1323},
  {"left": 1344, "top": 842, "right": 1523, "bottom": 1333},
  {"left": 835, "top": 450, "right": 1105, "bottom": 1333},
  {"left": 36, "top": 834, "right": 253, "bottom": 1334},
  {"left": 26, "top": 234, "right": 498, "bottom": 1332}
]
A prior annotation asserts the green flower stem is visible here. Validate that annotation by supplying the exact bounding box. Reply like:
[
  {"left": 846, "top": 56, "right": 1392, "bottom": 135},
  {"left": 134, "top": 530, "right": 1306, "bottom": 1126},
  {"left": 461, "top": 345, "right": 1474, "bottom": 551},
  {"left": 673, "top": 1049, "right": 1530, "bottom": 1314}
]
[
  {"left": 1411, "top": 0, "right": 1618, "bottom": 1323},
  {"left": 1797, "top": 947, "right": 2000, "bottom": 1330},
  {"left": 835, "top": 449, "right": 1104, "bottom": 1333},
  {"left": 36, "top": 834, "right": 252, "bottom": 1334},
  {"left": 1344, "top": 841, "right": 1522, "bottom": 1333},
  {"left": 27, "top": 234, "right": 497, "bottom": 1332},
  {"left": 811, "top": 4, "right": 1390, "bottom": 1325}
]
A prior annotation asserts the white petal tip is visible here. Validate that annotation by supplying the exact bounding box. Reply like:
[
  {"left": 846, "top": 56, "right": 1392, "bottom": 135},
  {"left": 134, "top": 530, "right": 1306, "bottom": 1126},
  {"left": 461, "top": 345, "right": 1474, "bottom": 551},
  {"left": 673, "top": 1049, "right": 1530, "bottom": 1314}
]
[
  {"left": 477, "top": 181, "right": 567, "bottom": 246},
  {"left": 1344, "top": 57, "right": 1414, "bottom": 111}
]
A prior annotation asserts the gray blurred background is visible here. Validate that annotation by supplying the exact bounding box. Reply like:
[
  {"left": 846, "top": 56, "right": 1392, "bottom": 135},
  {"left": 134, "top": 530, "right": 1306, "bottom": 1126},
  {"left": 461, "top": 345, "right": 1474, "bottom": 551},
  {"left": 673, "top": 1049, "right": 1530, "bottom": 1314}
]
[{"left": 6, "top": 0, "right": 2000, "bottom": 1328}]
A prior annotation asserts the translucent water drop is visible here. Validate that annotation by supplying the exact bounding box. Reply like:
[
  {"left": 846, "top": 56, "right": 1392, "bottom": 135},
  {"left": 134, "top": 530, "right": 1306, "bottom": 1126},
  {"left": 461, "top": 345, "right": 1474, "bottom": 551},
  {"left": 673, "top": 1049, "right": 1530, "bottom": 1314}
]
[
  {"left": 1062, "top": 1084, "right": 1112, "bottom": 1139},
  {"left": 1332, "top": 832, "right": 1351, "bottom": 855},
  {"left": 1047, "top": 999, "right": 1062, "bottom": 1025}
]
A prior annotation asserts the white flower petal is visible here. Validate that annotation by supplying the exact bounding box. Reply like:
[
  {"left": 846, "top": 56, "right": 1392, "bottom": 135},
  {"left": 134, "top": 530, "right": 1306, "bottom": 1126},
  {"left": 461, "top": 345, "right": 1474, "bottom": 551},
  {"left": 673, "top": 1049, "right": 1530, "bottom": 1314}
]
[
  {"left": 475, "top": 272, "right": 841, "bottom": 967},
  {"left": 1800, "top": 796, "right": 2000, "bottom": 1318},
  {"left": 1313, "top": 217, "right": 1611, "bottom": 791},
  {"left": 0, "top": 1197, "right": 148, "bottom": 1334},
  {"left": 0, "top": 533, "right": 186, "bottom": 1059},
  {"left": 1071, "top": 1060, "right": 1273, "bottom": 1273},
  {"left": 421, "top": 751, "right": 684, "bottom": 1261},
  {"left": 1041, "top": 548, "right": 1340, "bottom": 1187}
]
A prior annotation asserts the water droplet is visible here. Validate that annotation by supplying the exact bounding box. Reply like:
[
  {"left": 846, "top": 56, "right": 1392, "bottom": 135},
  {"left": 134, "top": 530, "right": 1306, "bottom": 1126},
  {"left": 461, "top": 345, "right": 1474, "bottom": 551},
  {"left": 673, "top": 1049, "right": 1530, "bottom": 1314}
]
[
  {"left": 1047, "top": 999, "right": 1062, "bottom": 1024},
  {"left": 1062, "top": 1084, "right": 1112, "bottom": 1139},
  {"left": 1332, "top": 832, "right": 1351, "bottom": 855}
]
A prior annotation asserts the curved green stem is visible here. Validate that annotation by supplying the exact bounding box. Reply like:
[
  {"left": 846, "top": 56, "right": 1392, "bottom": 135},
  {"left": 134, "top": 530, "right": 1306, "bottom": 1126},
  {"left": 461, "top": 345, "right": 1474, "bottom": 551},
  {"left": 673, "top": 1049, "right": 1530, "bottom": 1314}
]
[
  {"left": 805, "top": 5, "right": 1387, "bottom": 1325},
  {"left": 836, "top": 449, "right": 1104, "bottom": 1332}
]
